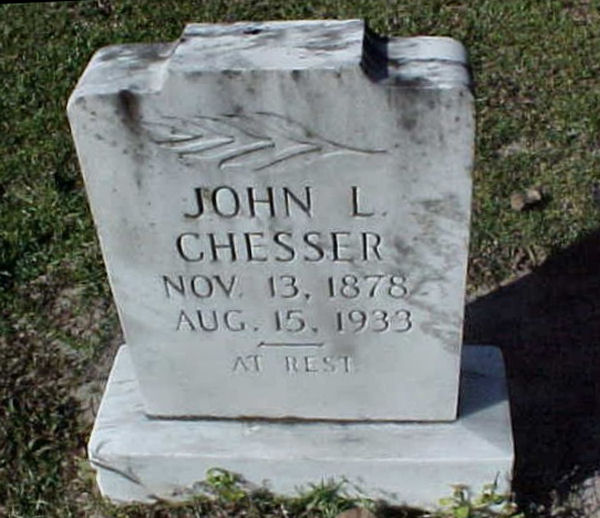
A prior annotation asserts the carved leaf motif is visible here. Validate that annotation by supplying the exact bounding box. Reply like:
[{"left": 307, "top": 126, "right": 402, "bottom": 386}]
[{"left": 142, "top": 112, "right": 385, "bottom": 171}]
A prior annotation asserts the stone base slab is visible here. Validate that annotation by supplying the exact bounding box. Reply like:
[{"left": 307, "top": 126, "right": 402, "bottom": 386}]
[{"left": 89, "top": 345, "right": 514, "bottom": 508}]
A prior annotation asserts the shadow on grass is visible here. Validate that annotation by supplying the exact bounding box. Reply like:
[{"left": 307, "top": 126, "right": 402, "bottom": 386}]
[{"left": 464, "top": 230, "right": 600, "bottom": 512}]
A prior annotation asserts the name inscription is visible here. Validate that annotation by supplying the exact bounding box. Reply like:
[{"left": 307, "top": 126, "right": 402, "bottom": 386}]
[
  {"left": 160, "top": 184, "right": 413, "bottom": 375},
  {"left": 175, "top": 186, "right": 381, "bottom": 263}
]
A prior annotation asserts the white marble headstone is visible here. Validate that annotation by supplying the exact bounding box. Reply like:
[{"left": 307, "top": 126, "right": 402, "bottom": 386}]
[{"left": 68, "top": 20, "right": 473, "bottom": 420}]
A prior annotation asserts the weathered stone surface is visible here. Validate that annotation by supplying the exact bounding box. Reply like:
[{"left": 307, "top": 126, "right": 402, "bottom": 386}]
[
  {"left": 68, "top": 20, "right": 473, "bottom": 420},
  {"left": 89, "top": 345, "right": 513, "bottom": 507}
]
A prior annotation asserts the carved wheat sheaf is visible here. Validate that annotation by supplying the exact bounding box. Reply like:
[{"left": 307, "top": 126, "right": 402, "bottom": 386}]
[{"left": 143, "top": 112, "right": 385, "bottom": 171}]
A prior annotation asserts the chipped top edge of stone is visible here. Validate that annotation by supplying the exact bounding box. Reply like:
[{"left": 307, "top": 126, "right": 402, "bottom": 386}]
[
  {"left": 361, "top": 24, "right": 470, "bottom": 88},
  {"left": 182, "top": 19, "right": 363, "bottom": 36},
  {"left": 69, "top": 19, "right": 471, "bottom": 101},
  {"left": 387, "top": 36, "right": 467, "bottom": 64},
  {"left": 181, "top": 20, "right": 469, "bottom": 67},
  {"left": 181, "top": 20, "right": 467, "bottom": 60}
]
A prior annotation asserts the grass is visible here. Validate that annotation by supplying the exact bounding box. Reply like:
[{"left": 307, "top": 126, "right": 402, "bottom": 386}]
[{"left": 1, "top": 0, "right": 599, "bottom": 516}]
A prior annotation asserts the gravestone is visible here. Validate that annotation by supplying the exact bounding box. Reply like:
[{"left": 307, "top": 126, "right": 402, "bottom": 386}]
[{"left": 68, "top": 20, "right": 514, "bottom": 507}]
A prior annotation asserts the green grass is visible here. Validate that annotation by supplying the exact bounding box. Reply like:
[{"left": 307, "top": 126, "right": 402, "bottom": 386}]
[{"left": 1, "top": 0, "right": 599, "bottom": 516}]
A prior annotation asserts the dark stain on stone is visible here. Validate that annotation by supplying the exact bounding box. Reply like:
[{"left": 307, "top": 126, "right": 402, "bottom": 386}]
[
  {"left": 243, "top": 28, "right": 263, "bottom": 35},
  {"left": 420, "top": 321, "right": 461, "bottom": 354},
  {"left": 338, "top": 434, "right": 364, "bottom": 444},
  {"left": 291, "top": 69, "right": 301, "bottom": 81},
  {"left": 420, "top": 194, "right": 466, "bottom": 224},
  {"left": 115, "top": 90, "right": 145, "bottom": 188},
  {"left": 244, "top": 29, "right": 285, "bottom": 48},
  {"left": 427, "top": 99, "right": 436, "bottom": 110},
  {"left": 222, "top": 69, "right": 242, "bottom": 78},
  {"left": 132, "top": 162, "right": 144, "bottom": 189},
  {"left": 118, "top": 89, "right": 140, "bottom": 133},
  {"left": 96, "top": 46, "right": 125, "bottom": 62},
  {"left": 302, "top": 41, "right": 350, "bottom": 52},
  {"left": 390, "top": 76, "right": 432, "bottom": 88},
  {"left": 97, "top": 43, "right": 174, "bottom": 64},
  {"left": 393, "top": 237, "right": 412, "bottom": 258},
  {"left": 94, "top": 133, "right": 104, "bottom": 141},
  {"left": 402, "top": 116, "right": 417, "bottom": 131},
  {"left": 300, "top": 28, "right": 352, "bottom": 52}
]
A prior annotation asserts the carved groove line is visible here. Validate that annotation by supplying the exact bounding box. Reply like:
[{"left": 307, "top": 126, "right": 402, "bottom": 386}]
[{"left": 143, "top": 111, "right": 386, "bottom": 171}]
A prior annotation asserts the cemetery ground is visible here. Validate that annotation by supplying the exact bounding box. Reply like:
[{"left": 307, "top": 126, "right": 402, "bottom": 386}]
[{"left": 1, "top": 1, "right": 599, "bottom": 517}]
